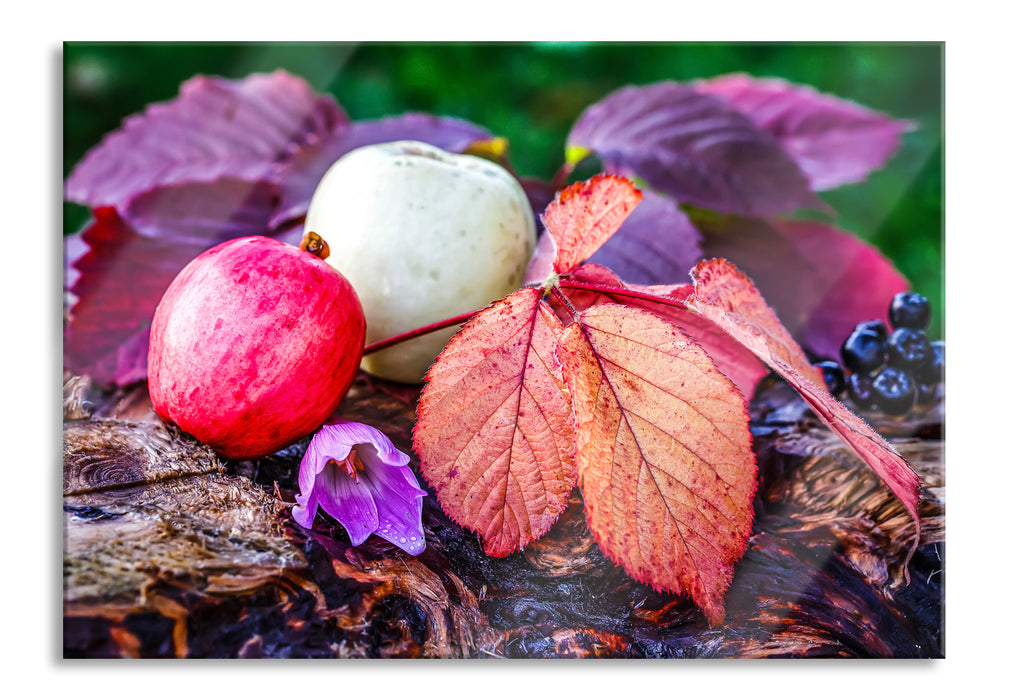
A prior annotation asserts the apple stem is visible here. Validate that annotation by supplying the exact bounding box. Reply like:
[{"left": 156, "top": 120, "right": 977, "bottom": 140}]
[
  {"left": 299, "top": 231, "right": 331, "bottom": 260},
  {"left": 558, "top": 279, "right": 691, "bottom": 311},
  {"left": 362, "top": 308, "right": 481, "bottom": 356}
]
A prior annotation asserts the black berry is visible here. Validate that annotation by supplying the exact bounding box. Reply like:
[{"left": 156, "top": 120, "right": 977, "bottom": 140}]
[
  {"left": 872, "top": 367, "right": 917, "bottom": 415},
  {"left": 889, "top": 291, "right": 931, "bottom": 330},
  {"left": 841, "top": 322, "right": 888, "bottom": 374},
  {"left": 886, "top": 327, "right": 933, "bottom": 372},
  {"left": 915, "top": 340, "right": 944, "bottom": 384},
  {"left": 848, "top": 372, "right": 877, "bottom": 411},
  {"left": 814, "top": 361, "right": 846, "bottom": 396},
  {"left": 858, "top": 319, "right": 889, "bottom": 339},
  {"left": 916, "top": 382, "right": 937, "bottom": 405}
]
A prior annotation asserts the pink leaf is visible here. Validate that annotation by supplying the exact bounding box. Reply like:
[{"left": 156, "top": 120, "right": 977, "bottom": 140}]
[
  {"left": 559, "top": 265, "right": 770, "bottom": 404},
  {"left": 414, "top": 288, "right": 576, "bottom": 557},
  {"left": 528, "top": 189, "right": 698, "bottom": 287},
  {"left": 558, "top": 303, "right": 757, "bottom": 625},
  {"left": 688, "top": 259, "right": 828, "bottom": 390}
]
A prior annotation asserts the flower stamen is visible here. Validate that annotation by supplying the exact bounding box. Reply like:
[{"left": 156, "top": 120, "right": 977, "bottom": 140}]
[{"left": 338, "top": 448, "right": 366, "bottom": 483}]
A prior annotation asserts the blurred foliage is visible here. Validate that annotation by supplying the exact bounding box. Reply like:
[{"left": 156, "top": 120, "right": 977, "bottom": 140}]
[{"left": 63, "top": 42, "right": 943, "bottom": 337}]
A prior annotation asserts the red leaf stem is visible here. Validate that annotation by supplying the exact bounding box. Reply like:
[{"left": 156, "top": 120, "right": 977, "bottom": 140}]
[
  {"left": 558, "top": 279, "right": 691, "bottom": 312},
  {"left": 548, "top": 285, "right": 580, "bottom": 321},
  {"left": 362, "top": 308, "right": 482, "bottom": 356},
  {"left": 548, "top": 161, "right": 576, "bottom": 192}
]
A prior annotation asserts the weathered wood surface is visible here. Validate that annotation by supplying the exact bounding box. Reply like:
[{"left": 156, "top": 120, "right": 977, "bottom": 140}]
[{"left": 62, "top": 373, "right": 944, "bottom": 658}]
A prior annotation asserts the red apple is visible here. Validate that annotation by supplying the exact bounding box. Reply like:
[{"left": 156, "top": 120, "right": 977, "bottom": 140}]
[{"left": 148, "top": 236, "right": 365, "bottom": 460}]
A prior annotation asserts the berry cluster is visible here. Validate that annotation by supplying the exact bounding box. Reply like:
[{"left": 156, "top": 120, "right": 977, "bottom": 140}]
[{"left": 814, "top": 292, "right": 944, "bottom": 417}]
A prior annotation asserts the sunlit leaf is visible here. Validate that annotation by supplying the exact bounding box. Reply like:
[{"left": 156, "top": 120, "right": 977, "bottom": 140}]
[
  {"left": 542, "top": 174, "right": 642, "bottom": 274},
  {"left": 560, "top": 264, "right": 770, "bottom": 403},
  {"left": 558, "top": 304, "right": 757, "bottom": 625},
  {"left": 414, "top": 288, "right": 576, "bottom": 556},
  {"left": 687, "top": 259, "right": 921, "bottom": 539}
]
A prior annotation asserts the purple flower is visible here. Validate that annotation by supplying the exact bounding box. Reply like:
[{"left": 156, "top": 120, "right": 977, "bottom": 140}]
[{"left": 292, "top": 420, "right": 427, "bottom": 555}]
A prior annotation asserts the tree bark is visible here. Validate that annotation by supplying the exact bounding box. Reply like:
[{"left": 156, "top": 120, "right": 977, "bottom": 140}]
[{"left": 62, "top": 373, "right": 944, "bottom": 658}]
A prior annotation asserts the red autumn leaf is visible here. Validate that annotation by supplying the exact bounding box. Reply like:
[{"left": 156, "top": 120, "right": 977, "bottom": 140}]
[
  {"left": 413, "top": 287, "right": 576, "bottom": 557},
  {"left": 559, "top": 264, "right": 770, "bottom": 404},
  {"left": 687, "top": 259, "right": 921, "bottom": 541},
  {"left": 697, "top": 215, "right": 909, "bottom": 362},
  {"left": 557, "top": 304, "right": 757, "bottom": 625},
  {"left": 585, "top": 189, "right": 702, "bottom": 286},
  {"left": 529, "top": 188, "right": 702, "bottom": 289},
  {"left": 542, "top": 174, "right": 643, "bottom": 274},
  {"left": 687, "top": 258, "right": 825, "bottom": 392}
]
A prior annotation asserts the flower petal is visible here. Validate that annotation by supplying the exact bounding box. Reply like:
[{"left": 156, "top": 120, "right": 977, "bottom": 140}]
[
  {"left": 291, "top": 487, "right": 319, "bottom": 529},
  {"left": 295, "top": 422, "right": 357, "bottom": 498},
  {"left": 314, "top": 461, "right": 380, "bottom": 546},
  {"left": 323, "top": 419, "right": 412, "bottom": 466},
  {"left": 293, "top": 421, "right": 424, "bottom": 554},
  {"left": 359, "top": 456, "right": 428, "bottom": 555}
]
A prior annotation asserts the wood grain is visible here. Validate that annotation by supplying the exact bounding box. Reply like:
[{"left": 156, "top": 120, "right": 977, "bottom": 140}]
[{"left": 63, "top": 373, "right": 943, "bottom": 658}]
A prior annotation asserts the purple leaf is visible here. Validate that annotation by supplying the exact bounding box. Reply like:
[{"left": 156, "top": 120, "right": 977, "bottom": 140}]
[
  {"left": 63, "top": 70, "right": 501, "bottom": 387},
  {"left": 269, "top": 113, "right": 495, "bottom": 228},
  {"left": 523, "top": 229, "right": 556, "bottom": 286},
  {"left": 567, "top": 81, "right": 824, "bottom": 217},
  {"left": 694, "top": 73, "right": 915, "bottom": 190},
  {"left": 65, "top": 70, "right": 347, "bottom": 211},
  {"left": 64, "top": 208, "right": 210, "bottom": 386},
  {"left": 123, "top": 178, "right": 281, "bottom": 245},
  {"left": 64, "top": 178, "right": 292, "bottom": 387},
  {"left": 585, "top": 189, "right": 702, "bottom": 285},
  {"left": 516, "top": 178, "right": 561, "bottom": 285},
  {"left": 697, "top": 215, "right": 909, "bottom": 361},
  {"left": 520, "top": 176, "right": 559, "bottom": 236}
]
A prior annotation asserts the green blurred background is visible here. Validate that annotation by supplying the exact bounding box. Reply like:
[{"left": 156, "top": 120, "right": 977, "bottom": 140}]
[{"left": 63, "top": 42, "right": 943, "bottom": 337}]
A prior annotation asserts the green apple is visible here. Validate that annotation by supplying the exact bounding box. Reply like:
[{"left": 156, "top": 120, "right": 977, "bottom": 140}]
[{"left": 304, "top": 140, "right": 537, "bottom": 384}]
